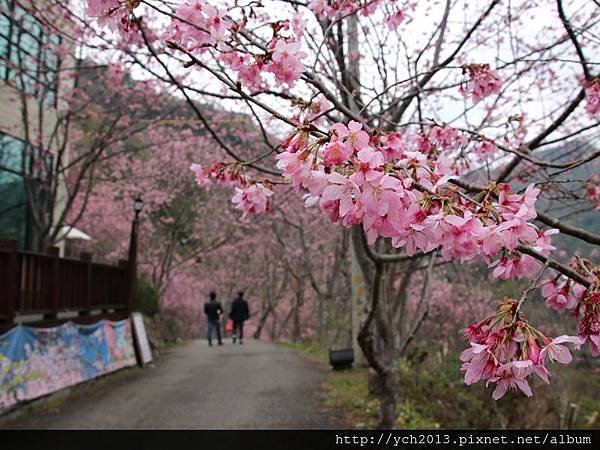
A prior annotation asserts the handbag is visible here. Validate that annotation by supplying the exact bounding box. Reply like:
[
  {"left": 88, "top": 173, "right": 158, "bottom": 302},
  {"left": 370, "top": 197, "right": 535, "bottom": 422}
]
[{"left": 225, "top": 319, "right": 234, "bottom": 334}]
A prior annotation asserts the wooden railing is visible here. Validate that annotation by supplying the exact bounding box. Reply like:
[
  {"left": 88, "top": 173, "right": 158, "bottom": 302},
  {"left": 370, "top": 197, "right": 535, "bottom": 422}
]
[{"left": 0, "top": 238, "right": 132, "bottom": 326}]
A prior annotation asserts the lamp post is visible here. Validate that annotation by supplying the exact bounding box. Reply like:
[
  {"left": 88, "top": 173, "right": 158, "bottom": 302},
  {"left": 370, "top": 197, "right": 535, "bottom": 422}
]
[{"left": 127, "top": 196, "right": 144, "bottom": 311}]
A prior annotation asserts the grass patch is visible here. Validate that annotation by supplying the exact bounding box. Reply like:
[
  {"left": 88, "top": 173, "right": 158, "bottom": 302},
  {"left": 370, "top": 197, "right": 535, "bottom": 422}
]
[
  {"left": 278, "top": 340, "right": 329, "bottom": 365},
  {"left": 285, "top": 340, "right": 600, "bottom": 429},
  {"left": 323, "top": 367, "right": 379, "bottom": 428}
]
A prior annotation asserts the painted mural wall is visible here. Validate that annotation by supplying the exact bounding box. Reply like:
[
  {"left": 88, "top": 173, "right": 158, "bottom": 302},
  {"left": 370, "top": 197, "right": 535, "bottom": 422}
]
[{"left": 0, "top": 319, "right": 137, "bottom": 412}]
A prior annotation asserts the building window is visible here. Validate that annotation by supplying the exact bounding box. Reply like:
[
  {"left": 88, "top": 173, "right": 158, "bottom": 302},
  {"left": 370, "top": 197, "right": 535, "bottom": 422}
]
[
  {"left": 0, "top": 0, "right": 61, "bottom": 106},
  {"left": 0, "top": 132, "right": 51, "bottom": 250}
]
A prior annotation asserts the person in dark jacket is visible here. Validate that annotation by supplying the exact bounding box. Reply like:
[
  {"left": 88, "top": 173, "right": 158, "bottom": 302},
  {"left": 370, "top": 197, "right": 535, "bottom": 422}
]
[
  {"left": 204, "top": 291, "right": 223, "bottom": 346},
  {"left": 229, "top": 291, "right": 250, "bottom": 344}
]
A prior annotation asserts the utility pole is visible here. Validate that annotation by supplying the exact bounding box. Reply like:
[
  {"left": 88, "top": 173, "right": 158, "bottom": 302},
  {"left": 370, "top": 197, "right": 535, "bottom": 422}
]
[
  {"left": 127, "top": 196, "right": 144, "bottom": 311},
  {"left": 346, "top": 14, "right": 367, "bottom": 366},
  {"left": 350, "top": 234, "right": 368, "bottom": 366}
]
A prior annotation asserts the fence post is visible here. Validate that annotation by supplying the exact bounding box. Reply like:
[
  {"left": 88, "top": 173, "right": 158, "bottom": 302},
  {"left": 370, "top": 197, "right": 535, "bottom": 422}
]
[
  {"left": 79, "top": 252, "right": 92, "bottom": 316},
  {"left": 0, "top": 238, "right": 18, "bottom": 326},
  {"left": 44, "top": 246, "right": 60, "bottom": 320}
]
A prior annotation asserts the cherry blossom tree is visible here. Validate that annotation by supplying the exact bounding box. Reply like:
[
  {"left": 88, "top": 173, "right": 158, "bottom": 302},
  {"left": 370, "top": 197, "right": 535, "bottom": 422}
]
[
  {"left": 70, "top": 125, "right": 240, "bottom": 330},
  {"left": 0, "top": 0, "right": 188, "bottom": 250},
  {"left": 51, "top": 0, "right": 600, "bottom": 428},
  {"left": 72, "top": 104, "right": 349, "bottom": 341}
]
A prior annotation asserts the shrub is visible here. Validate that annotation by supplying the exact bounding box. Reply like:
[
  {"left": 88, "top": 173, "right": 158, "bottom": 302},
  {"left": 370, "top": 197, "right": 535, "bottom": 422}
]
[{"left": 137, "top": 278, "right": 160, "bottom": 317}]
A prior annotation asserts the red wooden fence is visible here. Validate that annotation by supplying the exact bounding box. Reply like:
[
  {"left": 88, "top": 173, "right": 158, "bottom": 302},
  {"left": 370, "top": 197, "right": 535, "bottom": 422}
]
[{"left": 0, "top": 238, "right": 131, "bottom": 326}]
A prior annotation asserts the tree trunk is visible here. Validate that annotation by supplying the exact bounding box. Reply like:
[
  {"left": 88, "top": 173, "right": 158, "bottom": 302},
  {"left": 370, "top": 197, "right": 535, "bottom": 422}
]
[
  {"left": 292, "top": 281, "right": 304, "bottom": 342},
  {"left": 317, "top": 294, "right": 326, "bottom": 344},
  {"left": 377, "top": 367, "right": 398, "bottom": 429},
  {"left": 253, "top": 304, "right": 271, "bottom": 339},
  {"left": 269, "top": 310, "right": 278, "bottom": 341}
]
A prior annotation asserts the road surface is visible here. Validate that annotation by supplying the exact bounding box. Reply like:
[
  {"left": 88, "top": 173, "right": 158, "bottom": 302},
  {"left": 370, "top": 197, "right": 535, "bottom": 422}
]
[{"left": 0, "top": 340, "right": 333, "bottom": 429}]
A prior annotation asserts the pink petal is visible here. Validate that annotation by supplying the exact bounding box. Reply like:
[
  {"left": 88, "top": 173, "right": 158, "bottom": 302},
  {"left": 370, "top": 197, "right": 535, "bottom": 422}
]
[
  {"left": 348, "top": 120, "right": 362, "bottom": 132},
  {"left": 331, "top": 123, "right": 348, "bottom": 138},
  {"left": 533, "top": 365, "right": 550, "bottom": 384},
  {"left": 552, "top": 335, "right": 580, "bottom": 345},
  {"left": 514, "top": 378, "right": 533, "bottom": 397},
  {"left": 492, "top": 381, "right": 508, "bottom": 400}
]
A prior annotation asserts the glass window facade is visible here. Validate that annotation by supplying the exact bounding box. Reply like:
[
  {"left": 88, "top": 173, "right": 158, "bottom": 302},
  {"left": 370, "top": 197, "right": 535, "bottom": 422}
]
[
  {"left": 0, "top": 132, "right": 49, "bottom": 250},
  {"left": 0, "top": 0, "right": 60, "bottom": 105}
]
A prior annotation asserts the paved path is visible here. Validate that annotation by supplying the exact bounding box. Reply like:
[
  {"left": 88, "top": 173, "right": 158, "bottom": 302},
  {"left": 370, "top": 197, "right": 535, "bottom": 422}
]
[{"left": 0, "top": 340, "right": 333, "bottom": 429}]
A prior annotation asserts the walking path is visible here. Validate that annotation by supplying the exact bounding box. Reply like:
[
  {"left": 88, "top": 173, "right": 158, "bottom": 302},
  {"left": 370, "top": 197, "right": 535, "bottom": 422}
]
[{"left": 0, "top": 340, "right": 333, "bottom": 429}]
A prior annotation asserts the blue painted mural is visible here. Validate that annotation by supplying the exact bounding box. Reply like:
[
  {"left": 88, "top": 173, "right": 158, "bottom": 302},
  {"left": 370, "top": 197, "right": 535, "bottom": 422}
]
[{"left": 0, "top": 319, "right": 137, "bottom": 412}]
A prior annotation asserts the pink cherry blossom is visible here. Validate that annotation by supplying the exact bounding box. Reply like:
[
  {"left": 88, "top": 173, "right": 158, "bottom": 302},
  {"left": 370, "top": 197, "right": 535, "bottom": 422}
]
[
  {"left": 350, "top": 147, "right": 384, "bottom": 185},
  {"left": 463, "top": 64, "right": 503, "bottom": 102},
  {"left": 331, "top": 121, "right": 370, "bottom": 151},
  {"left": 490, "top": 253, "right": 541, "bottom": 280},
  {"left": 308, "top": 0, "right": 360, "bottom": 19},
  {"left": 384, "top": 10, "right": 405, "bottom": 30},
  {"left": 488, "top": 361, "right": 533, "bottom": 400},
  {"left": 533, "top": 228, "right": 559, "bottom": 256},
  {"left": 474, "top": 140, "right": 497, "bottom": 160},
  {"left": 267, "top": 40, "right": 307, "bottom": 87},
  {"left": 275, "top": 150, "right": 311, "bottom": 189},
  {"left": 429, "top": 125, "right": 465, "bottom": 150},
  {"left": 323, "top": 140, "right": 353, "bottom": 166},
  {"left": 585, "top": 78, "right": 600, "bottom": 116},
  {"left": 540, "top": 335, "right": 581, "bottom": 364},
  {"left": 494, "top": 219, "right": 538, "bottom": 251},
  {"left": 497, "top": 183, "right": 540, "bottom": 222},
  {"left": 542, "top": 280, "right": 578, "bottom": 313},
  {"left": 361, "top": 175, "right": 405, "bottom": 217},
  {"left": 223, "top": 53, "right": 266, "bottom": 91},
  {"left": 320, "top": 172, "right": 360, "bottom": 219},
  {"left": 85, "top": 0, "right": 139, "bottom": 35},
  {"left": 190, "top": 163, "right": 212, "bottom": 188},
  {"left": 379, "top": 132, "right": 405, "bottom": 162},
  {"left": 586, "top": 175, "right": 600, "bottom": 210},
  {"left": 302, "top": 166, "right": 328, "bottom": 207},
  {"left": 231, "top": 183, "right": 273, "bottom": 218},
  {"left": 460, "top": 342, "right": 499, "bottom": 385},
  {"left": 577, "top": 290, "right": 600, "bottom": 356},
  {"left": 170, "top": 1, "right": 230, "bottom": 49}
]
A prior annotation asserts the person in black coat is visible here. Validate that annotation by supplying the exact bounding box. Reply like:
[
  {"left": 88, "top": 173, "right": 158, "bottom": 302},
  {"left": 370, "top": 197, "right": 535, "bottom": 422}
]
[
  {"left": 204, "top": 291, "right": 223, "bottom": 346},
  {"left": 229, "top": 291, "right": 250, "bottom": 344}
]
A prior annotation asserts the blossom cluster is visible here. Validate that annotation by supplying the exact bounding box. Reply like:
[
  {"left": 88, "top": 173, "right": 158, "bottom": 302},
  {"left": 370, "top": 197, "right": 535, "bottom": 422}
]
[
  {"left": 274, "top": 121, "right": 552, "bottom": 276},
  {"left": 85, "top": 0, "right": 140, "bottom": 35},
  {"left": 165, "top": 1, "right": 308, "bottom": 89},
  {"left": 460, "top": 297, "right": 581, "bottom": 400},
  {"left": 577, "top": 288, "right": 600, "bottom": 356},
  {"left": 190, "top": 162, "right": 273, "bottom": 218},
  {"left": 586, "top": 175, "right": 600, "bottom": 210},
  {"left": 266, "top": 40, "right": 308, "bottom": 87},
  {"left": 308, "top": 0, "right": 362, "bottom": 19},
  {"left": 231, "top": 183, "right": 274, "bottom": 218},
  {"left": 169, "top": 1, "right": 231, "bottom": 49},
  {"left": 461, "top": 64, "right": 503, "bottom": 103},
  {"left": 216, "top": 35, "right": 308, "bottom": 90},
  {"left": 540, "top": 274, "right": 585, "bottom": 313},
  {"left": 189, "top": 116, "right": 599, "bottom": 389},
  {"left": 384, "top": 9, "right": 406, "bottom": 30},
  {"left": 474, "top": 139, "right": 498, "bottom": 161},
  {"left": 309, "top": 0, "right": 406, "bottom": 32},
  {"left": 585, "top": 78, "right": 600, "bottom": 116},
  {"left": 85, "top": 0, "right": 307, "bottom": 90},
  {"left": 539, "top": 258, "right": 599, "bottom": 357}
]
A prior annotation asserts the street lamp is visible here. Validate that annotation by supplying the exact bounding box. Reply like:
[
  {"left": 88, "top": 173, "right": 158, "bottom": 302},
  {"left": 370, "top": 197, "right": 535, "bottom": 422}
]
[
  {"left": 127, "top": 196, "right": 143, "bottom": 311},
  {"left": 133, "top": 196, "right": 144, "bottom": 219}
]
